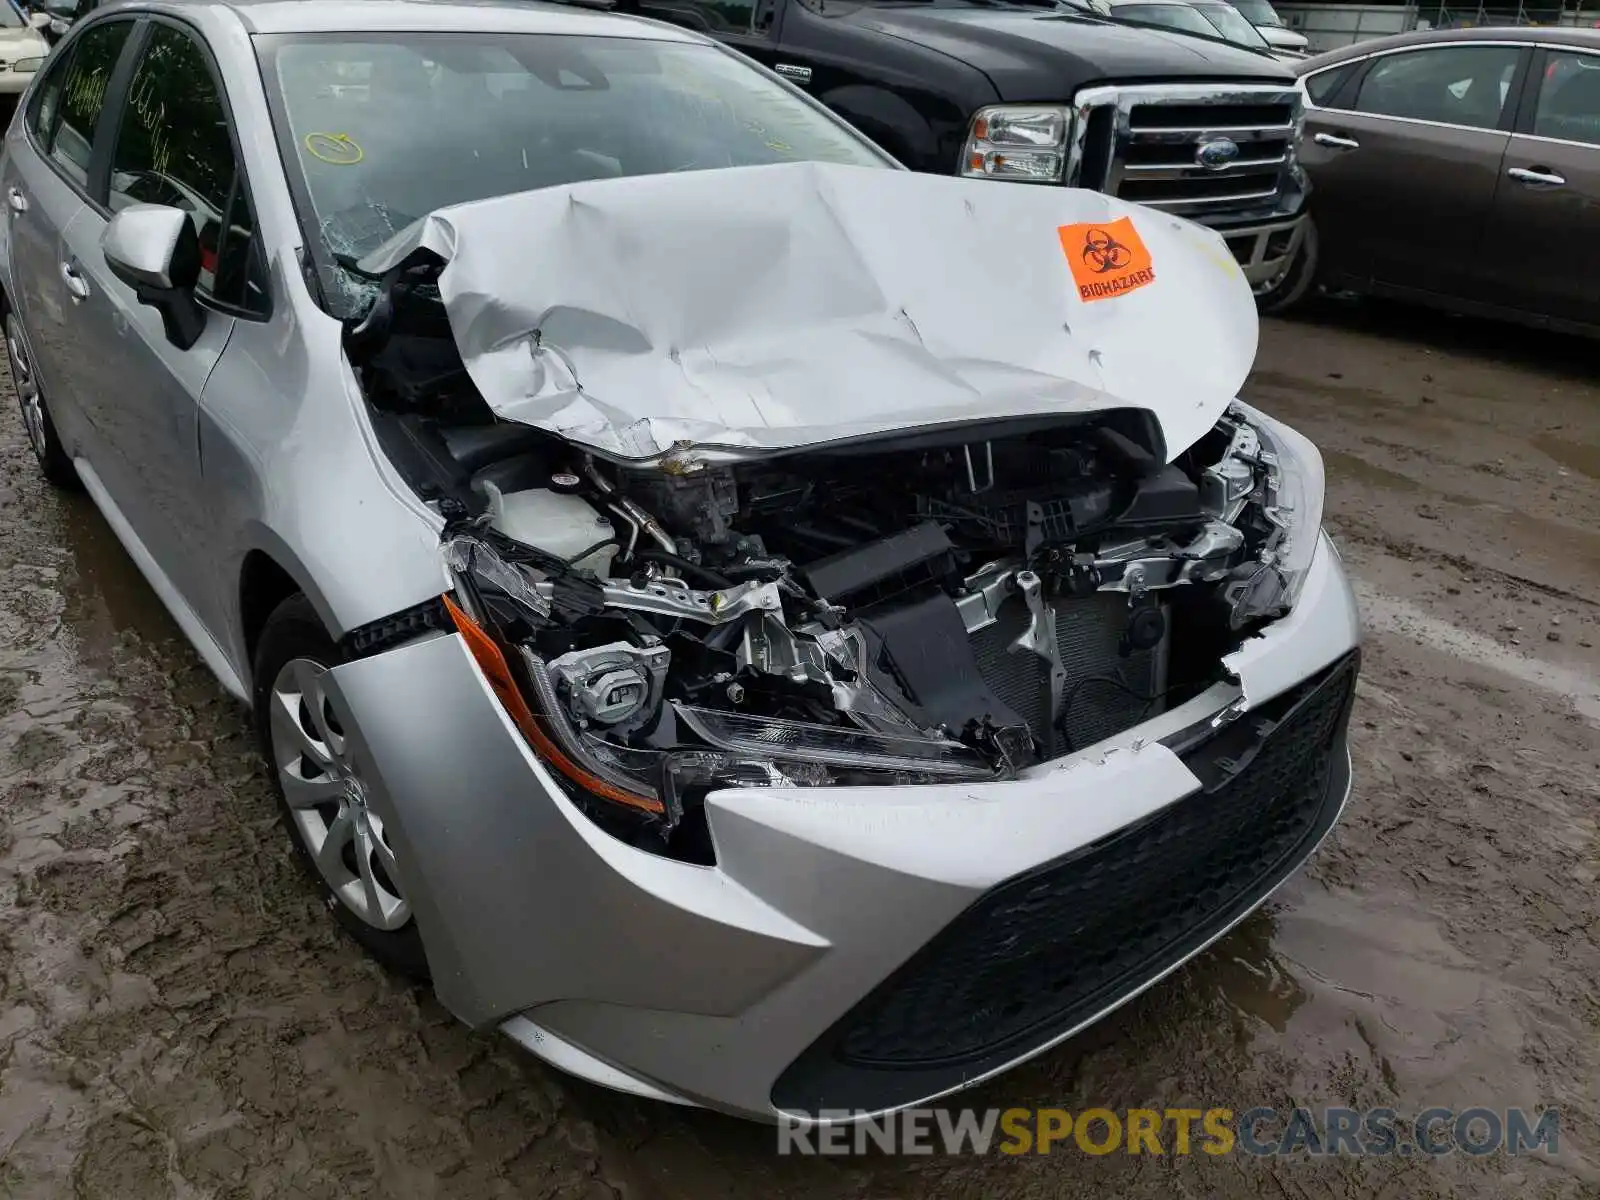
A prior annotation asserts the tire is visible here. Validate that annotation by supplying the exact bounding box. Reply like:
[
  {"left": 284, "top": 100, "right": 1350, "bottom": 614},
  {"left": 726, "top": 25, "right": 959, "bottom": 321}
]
[
  {"left": 253, "top": 593, "right": 430, "bottom": 979},
  {"left": 1254, "top": 217, "right": 1321, "bottom": 316},
  {"left": 4, "top": 297, "right": 79, "bottom": 489}
]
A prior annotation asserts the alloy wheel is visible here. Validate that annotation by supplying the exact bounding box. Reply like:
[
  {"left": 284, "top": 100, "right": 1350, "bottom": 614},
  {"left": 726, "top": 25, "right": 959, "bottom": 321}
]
[
  {"left": 6, "top": 312, "right": 47, "bottom": 462},
  {"left": 269, "top": 658, "right": 411, "bottom": 931}
]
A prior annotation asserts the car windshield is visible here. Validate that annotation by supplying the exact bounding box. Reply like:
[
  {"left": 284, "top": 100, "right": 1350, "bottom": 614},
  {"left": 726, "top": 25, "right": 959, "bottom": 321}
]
[
  {"left": 1194, "top": 2, "right": 1269, "bottom": 46},
  {"left": 258, "top": 32, "right": 889, "bottom": 309},
  {"left": 1227, "top": 0, "right": 1284, "bottom": 26},
  {"left": 1115, "top": 3, "right": 1220, "bottom": 39},
  {"left": 0, "top": 3, "right": 24, "bottom": 27}
]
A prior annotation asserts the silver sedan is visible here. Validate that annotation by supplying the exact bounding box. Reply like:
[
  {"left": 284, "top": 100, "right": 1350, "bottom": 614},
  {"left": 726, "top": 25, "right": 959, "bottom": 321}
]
[{"left": 2, "top": 0, "right": 1359, "bottom": 1122}]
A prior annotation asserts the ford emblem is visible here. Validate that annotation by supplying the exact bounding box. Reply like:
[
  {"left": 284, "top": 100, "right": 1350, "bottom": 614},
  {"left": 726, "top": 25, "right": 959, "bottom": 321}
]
[{"left": 1195, "top": 138, "right": 1240, "bottom": 170}]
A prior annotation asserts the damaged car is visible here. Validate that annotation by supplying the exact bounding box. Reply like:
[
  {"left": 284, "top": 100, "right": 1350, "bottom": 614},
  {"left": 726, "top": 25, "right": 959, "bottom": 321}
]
[{"left": 1, "top": 0, "right": 1360, "bottom": 1122}]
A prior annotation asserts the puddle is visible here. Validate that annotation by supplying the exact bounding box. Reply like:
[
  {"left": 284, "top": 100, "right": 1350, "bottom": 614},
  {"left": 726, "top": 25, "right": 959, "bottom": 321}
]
[
  {"left": 1323, "top": 449, "right": 1600, "bottom": 571},
  {"left": 1320, "top": 448, "right": 1483, "bottom": 507},
  {"left": 1354, "top": 582, "right": 1600, "bottom": 724},
  {"left": 1321, "top": 449, "right": 1421, "bottom": 494},
  {"left": 1533, "top": 433, "right": 1600, "bottom": 483}
]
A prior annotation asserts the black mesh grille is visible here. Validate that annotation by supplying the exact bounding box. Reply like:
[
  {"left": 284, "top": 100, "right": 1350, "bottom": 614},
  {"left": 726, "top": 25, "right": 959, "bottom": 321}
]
[
  {"left": 968, "top": 594, "right": 1158, "bottom": 751},
  {"left": 772, "top": 652, "right": 1358, "bottom": 1114}
]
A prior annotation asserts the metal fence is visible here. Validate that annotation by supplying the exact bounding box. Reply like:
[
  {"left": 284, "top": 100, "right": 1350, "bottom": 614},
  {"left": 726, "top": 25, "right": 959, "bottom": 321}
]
[{"left": 1275, "top": 1, "right": 1600, "bottom": 51}]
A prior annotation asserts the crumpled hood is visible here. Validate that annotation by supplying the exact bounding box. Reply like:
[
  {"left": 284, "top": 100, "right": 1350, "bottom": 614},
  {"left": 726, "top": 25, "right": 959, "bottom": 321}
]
[{"left": 358, "top": 161, "right": 1257, "bottom": 462}]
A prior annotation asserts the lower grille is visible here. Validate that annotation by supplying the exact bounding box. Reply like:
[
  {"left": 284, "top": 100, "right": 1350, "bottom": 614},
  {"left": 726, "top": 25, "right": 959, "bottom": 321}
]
[
  {"left": 968, "top": 593, "right": 1160, "bottom": 752},
  {"left": 772, "top": 652, "right": 1358, "bottom": 1115}
]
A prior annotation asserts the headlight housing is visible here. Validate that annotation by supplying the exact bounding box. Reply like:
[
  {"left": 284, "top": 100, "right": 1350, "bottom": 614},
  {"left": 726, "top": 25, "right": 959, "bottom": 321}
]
[
  {"left": 11, "top": 57, "right": 42, "bottom": 74},
  {"left": 441, "top": 531, "right": 994, "bottom": 841},
  {"left": 1221, "top": 402, "right": 1325, "bottom": 627},
  {"left": 960, "top": 104, "right": 1072, "bottom": 183}
]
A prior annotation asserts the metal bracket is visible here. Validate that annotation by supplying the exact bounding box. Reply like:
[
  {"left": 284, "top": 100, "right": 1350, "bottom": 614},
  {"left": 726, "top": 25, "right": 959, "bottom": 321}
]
[{"left": 1011, "top": 570, "right": 1068, "bottom": 756}]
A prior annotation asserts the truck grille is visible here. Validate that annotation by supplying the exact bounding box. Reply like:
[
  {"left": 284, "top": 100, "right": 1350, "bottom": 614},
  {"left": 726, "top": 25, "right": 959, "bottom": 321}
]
[
  {"left": 771, "top": 652, "right": 1358, "bottom": 1116},
  {"left": 1068, "top": 84, "right": 1302, "bottom": 222}
]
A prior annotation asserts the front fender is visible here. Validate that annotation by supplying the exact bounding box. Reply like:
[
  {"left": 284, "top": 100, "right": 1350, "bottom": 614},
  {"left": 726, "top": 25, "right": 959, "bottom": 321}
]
[
  {"left": 200, "top": 252, "right": 446, "bottom": 675},
  {"left": 818, "top": 83, "right": 944, "bottom": 170}
]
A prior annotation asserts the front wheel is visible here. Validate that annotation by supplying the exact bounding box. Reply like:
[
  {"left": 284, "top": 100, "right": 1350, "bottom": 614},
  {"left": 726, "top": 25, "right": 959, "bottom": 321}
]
[
  {"left": 1254, "top": 218, "right": 1320, "bottom": 316},
  {"left": 253, "top": 593, "right": 430, "bottom": 978}
]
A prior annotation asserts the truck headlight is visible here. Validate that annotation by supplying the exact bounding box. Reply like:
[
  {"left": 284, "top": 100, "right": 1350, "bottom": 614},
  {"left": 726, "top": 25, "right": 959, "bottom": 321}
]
[
  {"left": 960, "top": 105, "right": 1072, "bottom": 183},
  {"left": 11, "top": 57, "right": 43, "bottom": 73}
]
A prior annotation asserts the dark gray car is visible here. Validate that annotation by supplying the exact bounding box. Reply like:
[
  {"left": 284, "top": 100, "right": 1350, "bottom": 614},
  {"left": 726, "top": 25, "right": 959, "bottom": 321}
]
[{"left": 1266, "top": 26, "right": 1600, "bottom": 332}]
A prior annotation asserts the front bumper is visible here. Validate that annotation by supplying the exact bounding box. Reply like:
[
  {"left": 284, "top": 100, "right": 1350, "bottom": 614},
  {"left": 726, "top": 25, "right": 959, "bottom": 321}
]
[
  {"left": 1217, "top": 214, "right": 1307, "bottom": 291},
  {"left": 324, "top": 532, "right": 1361, "bottom": 1122}
]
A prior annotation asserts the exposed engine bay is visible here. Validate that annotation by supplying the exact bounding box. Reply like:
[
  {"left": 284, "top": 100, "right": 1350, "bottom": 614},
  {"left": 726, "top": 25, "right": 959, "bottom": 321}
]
[
  {"left": 301, "top": 168, "right": 1342, "bottom": 866},
  {"left": 346, "top": 264, "right": 1303, "bottom": 862}
]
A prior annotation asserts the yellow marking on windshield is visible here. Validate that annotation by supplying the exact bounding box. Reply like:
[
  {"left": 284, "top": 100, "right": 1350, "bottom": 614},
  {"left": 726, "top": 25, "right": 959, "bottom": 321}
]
[{"left": 304, "top": 132, "right": 364, "bottom": 165}]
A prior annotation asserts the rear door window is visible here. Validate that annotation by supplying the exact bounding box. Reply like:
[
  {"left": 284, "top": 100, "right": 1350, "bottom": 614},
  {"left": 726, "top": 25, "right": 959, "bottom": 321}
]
[
  {"left": 1531, "top": 50, "right": 1600, "bottom": 146},
  {"left": 1354, "top": 45, "right": 1522, "bottom": 130},
  {"left": 44, "top": 18, "right": 132, "bottom": 187}
]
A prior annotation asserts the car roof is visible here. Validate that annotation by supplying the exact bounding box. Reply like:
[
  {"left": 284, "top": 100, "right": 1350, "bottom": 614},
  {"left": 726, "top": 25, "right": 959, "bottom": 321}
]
[
  {"left": 1298, "top": 23, "right": 1600, "bottom": 72},
  {"left": 94, "top": 0, "right": 703, "bottom": 40}
]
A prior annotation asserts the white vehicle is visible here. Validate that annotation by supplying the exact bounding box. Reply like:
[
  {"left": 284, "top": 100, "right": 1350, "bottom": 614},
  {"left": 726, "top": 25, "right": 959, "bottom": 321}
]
[
  {"left": 1229, "top": 0, "right": 1310, "bottom": 57},
  {"left": 1106, "top": 0, "right": 1303, "bottom": 62},
  {"left": 4, "top": 0, "right": 1359, "bottom": 1123},
  {"left": 0, "top": 2, "right": 49, "bottom": 95}
]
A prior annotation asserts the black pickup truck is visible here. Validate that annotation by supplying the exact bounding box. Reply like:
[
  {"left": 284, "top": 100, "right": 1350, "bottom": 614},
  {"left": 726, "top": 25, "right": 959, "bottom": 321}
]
[{"left": 630, "top": 0, "right": 1311, "bottom": 306}]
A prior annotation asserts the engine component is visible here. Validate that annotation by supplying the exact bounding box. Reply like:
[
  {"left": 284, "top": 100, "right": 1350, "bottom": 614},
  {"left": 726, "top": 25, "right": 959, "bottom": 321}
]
[
  {"left": 800, "top": 521, "right": 955, "bottom": 607},
  {"left": 1117, "top": 464, "right": 1203, "bottom": 528},
  {"left": 484, "top": 484, "right": 617, "bottom": 576},
  {"left": 548, "top": 641, "right": 670, "bottom": 731},
  {"left": 919, "top": 481, "right": 1115, "bottom": 549},
  {"left": 1013, "top": 569, "right": 1069, "bottom": 757},
  {"left": 584, "top": 459, "right": 677, "bottom": 556},
  {"left": 969, "top": 585, "right": 1164, "bottom": 753},
  {"left": 434, "top": 409, "right": 1299, "bottom": 844},
  {"left": 630, "top": 467, "right": 741, "bottom": 549},
  {"left": 595, "top": 576, "right": 783, "bottom": 624},
  {"left": 1122, "top": 603, "right": 1168, "bottom": 655},
  {"left": 855, "top": 593, "right": 1033, "bottom": 749}
]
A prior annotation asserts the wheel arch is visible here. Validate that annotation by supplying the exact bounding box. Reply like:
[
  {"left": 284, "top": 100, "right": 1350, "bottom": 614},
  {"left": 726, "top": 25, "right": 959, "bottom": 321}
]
[
  {"left": 816, "top": 83, "right": 939, "bottom": 170},
  {"left": 239, "top": 548, "right": 305, "bottom": 678}
]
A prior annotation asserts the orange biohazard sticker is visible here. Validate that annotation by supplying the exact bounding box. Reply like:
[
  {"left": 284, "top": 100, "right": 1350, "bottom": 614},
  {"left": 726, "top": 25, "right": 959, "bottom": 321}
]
[{"left": 1058, "top": 216, "right": 1156, "bottom": 303}]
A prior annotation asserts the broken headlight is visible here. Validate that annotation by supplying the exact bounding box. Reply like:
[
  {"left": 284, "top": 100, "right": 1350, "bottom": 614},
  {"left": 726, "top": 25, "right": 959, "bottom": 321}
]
[
  {"left": 1226, "top": 402, "right": 1326, "bottom": 627},
  {"left": 529, "top": 688, "right": 996, "bottom": 826},
  {"left": 442, "top": 532, "right": 994, "bottom": 836},
  {"left": 960, "top": 105, "right": 1071, "bottom": 183}
]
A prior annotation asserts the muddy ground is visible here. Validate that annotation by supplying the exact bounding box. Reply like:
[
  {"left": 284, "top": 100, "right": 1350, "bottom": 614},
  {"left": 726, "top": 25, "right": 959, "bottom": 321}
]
[{"left": 0, "top": 299, "right": 1596, "bottom": 1199}]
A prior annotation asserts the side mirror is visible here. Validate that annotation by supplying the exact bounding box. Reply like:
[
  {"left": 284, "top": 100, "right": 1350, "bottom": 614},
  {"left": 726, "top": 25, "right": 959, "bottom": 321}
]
[
  {"left": 29, "top": 11, "right": 50, "bottom": 28},
  {"left": 102, "top": 204, "right": 207, "bottom": 350}
]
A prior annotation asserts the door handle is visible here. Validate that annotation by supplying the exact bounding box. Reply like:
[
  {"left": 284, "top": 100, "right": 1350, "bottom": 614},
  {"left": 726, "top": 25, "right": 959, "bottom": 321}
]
[
  {"left": 1313, "top": 132, "right": 1360, "bottom": 150},
  {"left": 60, "top": 261, "right": 90, "bottom": 302},
  {"left": 1507, "top": 165, "right": 1565, "bottom": 188},
  {"left": 6, "top": 187, "right": 25, "bottom": 214}
]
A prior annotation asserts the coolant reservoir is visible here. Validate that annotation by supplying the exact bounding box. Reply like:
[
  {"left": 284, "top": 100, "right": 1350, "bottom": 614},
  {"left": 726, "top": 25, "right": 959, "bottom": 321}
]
[{"left": 483, "top": 482, "right": 618, "bottom": 577}]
